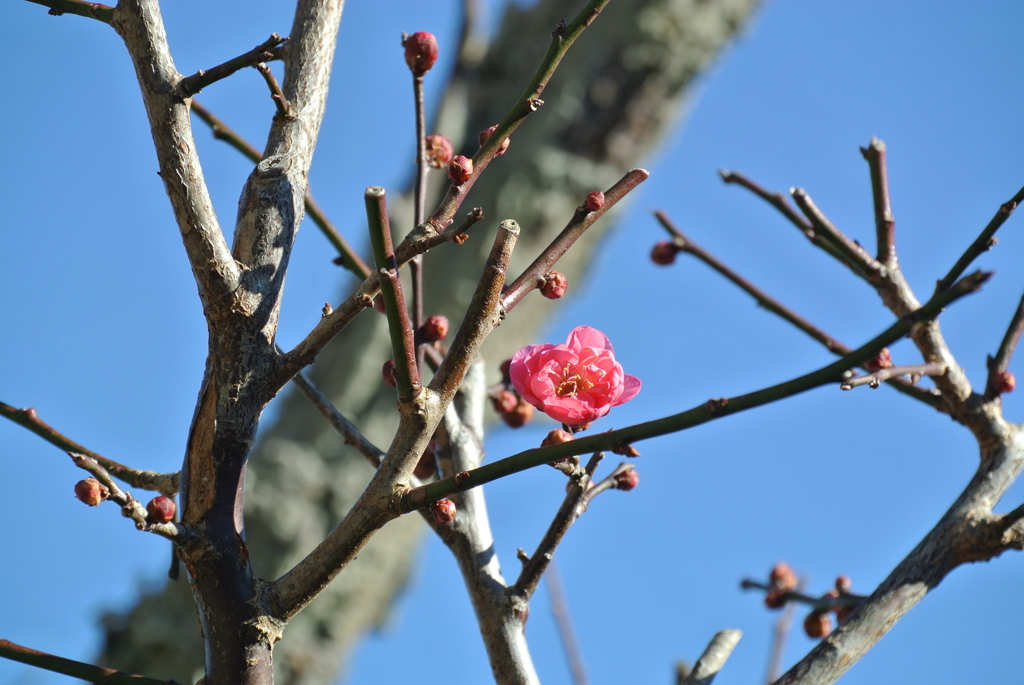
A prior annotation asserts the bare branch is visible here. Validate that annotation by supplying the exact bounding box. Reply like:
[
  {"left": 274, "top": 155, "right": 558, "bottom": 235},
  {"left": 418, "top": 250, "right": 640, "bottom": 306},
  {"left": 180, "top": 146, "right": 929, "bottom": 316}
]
[
  {"left": 790, "top": 187, "right": 882, "bottom": 282},
  {"left": 0, "top": 401, "right": 179, "bottom": 496},
  {"left": 986, "top": 291, "right": 1024, "bottom": 396},
  {"left": 840, "top": 362, "right": 946, "bottom": 390},
  {"left": 679, "top": 630, "right": 742, "bottom": 685},
  {"left": 546, "top": 560, "right": 589, "bottom": 685},
  {"left": 25, "top": 0, "right": 113, "bottom": 23},
  {"left": 178, "top": 33, "right": 288, "bottom": 97},
  {"left": 290, "top": 372, "right": 384, "bottom": 467},
  {"left": 254, "top": 61, "right": 291, "bottom": 117},
  {"left": 0, "top": 638, "right": 182, "bottom": 685},
  {"left": 859, "top": 137, "right": 896, "bottom": 263}
]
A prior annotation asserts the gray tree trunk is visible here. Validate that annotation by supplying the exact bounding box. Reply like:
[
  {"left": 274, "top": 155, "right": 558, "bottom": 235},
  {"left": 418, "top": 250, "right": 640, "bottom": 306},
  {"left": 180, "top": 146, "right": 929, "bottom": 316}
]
[{"left": 96, "top": 1, "right": 760, "bottom": 683}]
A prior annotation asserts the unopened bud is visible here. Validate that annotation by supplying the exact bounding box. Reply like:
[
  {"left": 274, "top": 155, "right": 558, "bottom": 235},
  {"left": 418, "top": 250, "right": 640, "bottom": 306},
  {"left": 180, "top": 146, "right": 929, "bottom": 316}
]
[
  {"left": 373, "top": 295, "right": 387, "bottom": 314},
  {"left": 430, "top": 498, "right": 457, "bottom": 525},
  {"left": 403, "top": 31, "right": 438, "bottom": 76},
  {"left": 770, "top": 561, "right": 798, "bottom": 593},
  {"left": 541, "top": 429, "right": 574, "bottom": 448},
  {"left": 540, "top": 271, "right": 568, "bottom": 299},
  {"left": 803, "top": 610, "right": 832, "bottom": 639},
  {"left": 651, "top": 241, "right": 678, "bottom": 266},
  {"left": 424, "top": 134, "right": 453, "bottom": 168},
  {"left": 382, "top": 360, "right": 397, "bottom": 387},
  {"left": 612, "top": 442, "right": 640, "bottom": 458},
  {"left": 614, "top": 467, "right": 640, "bottom": 491},
  {"left": 448, "top": 155, "right": 473, "bottom": 185},
  {"left": 993, "top": 370, "right": 1016, "bottom": 395},
  {"left": 74, "top": 478, "right": 108, "bottom": 507},
  {"left": 835, "top": 575, "right": 852, "bottom": 593},
  {"left": 478, "top": 125, "right": 510, "bottom": 156},
  {"left": 863, "top": 348, "right": 893, "bottom": 372},
  {"left": 146, "top": 496, "right": 176, "bottom": 524},
  {"left": 764, "top": 591, "right": 786, "bottom": 609},
  {"left": 414, "top": 440, "right": 438, "bottom": 480},
  {"left": 502, "top": 398, "right": 534, "bottom": 428},
  {"left": 499, "top": 359, "right": 512, "bottom": 384},
  {"left": 493, "top": 389, "right": 518, "bottom": 414},
  {"left": 584, "top": 191, "right": 605, "bottom": 212},
  {"left": 422, "top": 314, "right": 450, "bottom": 343}
]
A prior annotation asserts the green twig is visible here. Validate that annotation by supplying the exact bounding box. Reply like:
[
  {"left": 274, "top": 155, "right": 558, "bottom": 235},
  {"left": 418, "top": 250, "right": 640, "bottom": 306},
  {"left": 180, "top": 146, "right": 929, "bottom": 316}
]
[{"left": 0, "top": 638, "right": 183, "bottom": 685}]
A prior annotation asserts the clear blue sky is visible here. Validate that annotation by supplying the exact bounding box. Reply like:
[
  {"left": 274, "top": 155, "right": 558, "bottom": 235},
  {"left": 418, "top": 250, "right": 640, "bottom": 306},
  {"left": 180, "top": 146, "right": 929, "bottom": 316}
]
[{"left": 1, "top": 1, "right": 1022, "bottom": 684}]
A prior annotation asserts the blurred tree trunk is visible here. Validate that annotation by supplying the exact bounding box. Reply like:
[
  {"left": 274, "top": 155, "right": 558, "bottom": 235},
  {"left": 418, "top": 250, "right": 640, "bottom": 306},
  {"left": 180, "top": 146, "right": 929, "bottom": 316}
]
[{"left": 97, "top": 0, "right": 759, "bottom": 683}]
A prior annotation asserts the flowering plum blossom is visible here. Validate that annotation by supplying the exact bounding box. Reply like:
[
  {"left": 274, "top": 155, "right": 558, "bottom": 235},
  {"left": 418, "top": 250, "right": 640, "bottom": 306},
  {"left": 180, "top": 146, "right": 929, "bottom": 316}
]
[{"left": 510, "top": 326, "right": 641, "bottom": 426}]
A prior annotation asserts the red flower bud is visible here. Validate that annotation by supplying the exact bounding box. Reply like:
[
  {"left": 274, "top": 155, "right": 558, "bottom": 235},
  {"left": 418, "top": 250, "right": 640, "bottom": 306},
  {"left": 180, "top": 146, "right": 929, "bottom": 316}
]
[
  {"left": 448, "top": 155, "right": 473, "bottom": 185},
  {"left": 803, "top": 610, "right": 832, "bottom": 639},
  {"left": 614, "top": 467, "right": 640, "bottom": 491},
  {"left": 74, "top": 478, "right": 108, "bottom": 507},
  {"left": 993, "top": 370, "right": 1016, "bottom": 395},
  {"left": 424, "top": 134, "right": 453, "bottom": 168},
  {"left": 540, "top": 271, "right": 568, "bottom": 299},
  {"left": 499, "top": 359, "right": 513, "bottom": 384},
  {"left": 493, "top": 389, "right": 518, "bottom": 414},
  {"left": 764, "top": 591, "right": 786, "bottom": 609},
  {"left": 373, "top": 295, "right": 387, "bottom": 314},
  {"left": 430, "top": 498, "right": 457, "bottom": 525},
  {"left": 146, "top": 496, "right": 176, "bottom": 524},
  {"left": 863, "top": 348, "right": 893, "bottom": 372},
  {"left": 403, "top": 31, "right": 438, "bottom": 76},
  {"left": 612, "top": 442, "right": 641, "bottom": 458},
  {"left": 541, "top": 429, "right": 574, "bottom": 448},
  {"left": 584, "top": 191, "right": 605, "bottom": 212},
  {"left": 414, "top": 440, "right": 438, "bottom": 480},
  {"left": 382, "top": 360, "right": 397, "bottom": 387},
  {"left": 770, "top": 561, "right": 798, "bottom": 593},
  {"left": 835, "top": 575, "right": 852, "bottom": 593},
  {"left": 651, "top": 241, "right": 678, "bottom": 266},
  {"left": 422, "top": 314, "right": 450, "bottom": 343},
  {"left": 501, "top": 398, "right": 534, "bottom": 428},
  {"left": 478, "top": 125, "right": 510, "bottom": 156}
]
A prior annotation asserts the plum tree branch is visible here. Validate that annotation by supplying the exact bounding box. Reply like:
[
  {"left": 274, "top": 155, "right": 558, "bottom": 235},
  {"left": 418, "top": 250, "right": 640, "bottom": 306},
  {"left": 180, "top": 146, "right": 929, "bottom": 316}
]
[{"left": 0, "top": 639, "right": 181, "bottom": 685}]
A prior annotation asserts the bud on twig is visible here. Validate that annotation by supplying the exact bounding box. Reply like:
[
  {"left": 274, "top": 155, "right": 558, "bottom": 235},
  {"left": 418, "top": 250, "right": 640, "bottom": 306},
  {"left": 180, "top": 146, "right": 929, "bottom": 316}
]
[
  {"left": 430, "top": 498, "right": 456, "bottom": 525},
  {"left": 74, "top": 478, "right": 109, "bottom": 507},
  {"left": 614, "top": 467, "right": 640, "bottom": 490},
  {"left": 146, "top": 496, "right": 176, "bottom": 524},
  {"left": 403, "top": 31, "right": 438, "bottom": 76},
  {"left": 993, "top": 370, "right": 1016, "bottom": 395},
  {"left": 382, "top": 360, "right": 397, "bottom": 387},
  {"left": 541, "top": 429, "right": 574, "bottom": 448},
  {"left": 863, "top": 348, "right": 893, "bottom": 372},
  {"left": 584, "top": 191, "right": 605, "bottom": 211},
  {"left": 448, "top": 155, "right": 473, "bottom": 185},
  {"left": 804, "top": 610, "right": 832, "bottom": 639},
  {"left": 493, "top": 389, "right": 518, "bottom": 414},
  {"left": 770, "top": 562, "right": 798, "bottom": 593},
  {"left": 421, "top": 314, "right": 450, "bottom": 342},
  {"left": 478, "top": 125, "right": 510, "bottom": 156},
  {"left": 650, "top": 241, "right": 678, "bottom": 266},
  {"left": 424, "top": 134, "right": 453, "bottom": 168},
  {"left": 502, "top": 398, "right": 534, "bottom": 428},
  {"left": 540, "top": 271, "right": 568, "bottom": 299}
]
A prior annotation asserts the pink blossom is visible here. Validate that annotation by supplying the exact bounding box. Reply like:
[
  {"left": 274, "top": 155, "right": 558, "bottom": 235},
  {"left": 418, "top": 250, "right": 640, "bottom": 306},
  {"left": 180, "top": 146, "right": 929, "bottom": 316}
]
[{"left": 510, "top": 326, "right": 641, "bottom": 426}]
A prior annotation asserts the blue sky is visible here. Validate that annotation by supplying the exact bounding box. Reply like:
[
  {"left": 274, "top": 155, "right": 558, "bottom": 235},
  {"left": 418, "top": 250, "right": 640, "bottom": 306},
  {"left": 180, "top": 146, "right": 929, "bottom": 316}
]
[{"left": 1, "top": 1, "right": 1022, "bottom": 684}]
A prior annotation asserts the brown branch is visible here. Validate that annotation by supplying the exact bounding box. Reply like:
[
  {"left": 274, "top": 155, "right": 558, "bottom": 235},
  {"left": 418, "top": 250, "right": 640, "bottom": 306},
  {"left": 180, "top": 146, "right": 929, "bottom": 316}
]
[
  {"left": 790, "top": 187, "right": 882, "bottom": 282},
  {"left": 986, "top": 291, "right": 1024, "bottom": 396},
  {"left": 290, "top": 372, "right": 385, "bottom": 467},
  {"left": 401, "top": 270, "right": 990, "bottom": 513},
  {"left": 0, "top": 638, "right": 182, "bottom": 685},
  {"left": 410, "top": 69, "right": 428, "bottom": 372},
  {"left": 935, "top": 183, "right": 1024, "bottom": 293},
  {"left": 839, "top": 362, "right": 946, "bottom": 390},
  {"left": 0, "top": 401, "right": 180, "bottom": 496},
  {"left": 546, "top": 560, "right": 589, "bottom": 685},
  {"left": 859, "top": 137, "right": 896, "bottom": 263},
  {"left": 255, "top": 62, "right": 291, "bottom": 117},
  {"left": 502, "top": 168, "right": 649, "bottom": 310},
  {"left": 740, "top": 579, "right": 864, "bottom": 613},
  {"left": 652, "top": 212, "right": 942, "bottom": 409},
  {"left": 178, "top": 33, "right": 288, "bottom": 97},
  {"left": 189, "top": 100, "right": 371, "bottom": 279},
  {"left": 25, "top": 0, "right": 112, "bottom": 23}
]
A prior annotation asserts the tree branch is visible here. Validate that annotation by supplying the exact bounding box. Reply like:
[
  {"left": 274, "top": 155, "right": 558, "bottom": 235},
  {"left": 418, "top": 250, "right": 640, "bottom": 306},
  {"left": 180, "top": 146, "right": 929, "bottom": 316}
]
[
  {"left": 859, "top": 137, "right": 896, "bottom": 263},
  {"left": 986, "top": 291, "right": 1024, "bottom": 396},
  {"left": 0, "top": 401, "right": 179, "bottom": 496},
  {"left": 0, "top": 638, "right": 181, "bottom": 685},
  {"left": 24, "top": 0, "right": 112, "bottom": 23},
  {"left": 679, "top": 630, "right": 742, "bottom": 685},
  {"left": 178, "top": 33, "right": 287, "bottom": 97}
]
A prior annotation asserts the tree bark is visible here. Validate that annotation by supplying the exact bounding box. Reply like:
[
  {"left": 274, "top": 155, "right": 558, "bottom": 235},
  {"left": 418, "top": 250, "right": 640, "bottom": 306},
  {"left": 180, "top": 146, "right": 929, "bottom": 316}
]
[{"left": 96, "top": 1, "right": 760, "bottom": 683}]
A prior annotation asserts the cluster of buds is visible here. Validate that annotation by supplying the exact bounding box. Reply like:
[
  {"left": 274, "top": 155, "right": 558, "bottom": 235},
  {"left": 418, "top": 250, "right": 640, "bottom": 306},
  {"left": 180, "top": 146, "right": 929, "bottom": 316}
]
[
  {"left": 650, "top": 241, "right": 680, "bottom": 266},
  {"left": 759, "top": 563, "right": 859, "bottom": 639},
  {"left": 764, "top": 561, "right": 798, "bottom": 608},
  {"left": 491, "top": 359, "right": 534, "bottom": 428},
  {"left": 479, "top": 125, "right": 510, "bottom": 156}
]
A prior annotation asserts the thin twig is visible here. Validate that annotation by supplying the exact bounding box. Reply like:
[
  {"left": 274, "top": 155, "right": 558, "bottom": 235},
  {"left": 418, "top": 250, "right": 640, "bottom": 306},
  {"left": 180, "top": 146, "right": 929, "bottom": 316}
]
[
  {"left": 546, "top": 560, "right": 589, "bottom": 685},
  {"left": 255, "top": 62, "right": 291, "bottom": 117},
  {"left": 179, "top": 34, "right": 288, "bottom": 96},
  {"left": 860, "top": 137, "right": 896, "bottom": 263},
  {"left": 790, "top": 187, "right": 882, "bottom": 282},
  {"left": 935, "top": 183, "right": 1024, "bottom": 293},
  {"left": 653, "top": 212, "right": 942, "bottom": 409},
  {"left": 680, "top": 630, "right": 742, "bottom": 685},
  {"left": 401, "top": 270, "right": 989, "bottom": 512},
  {"left": 986, "top": 291, "right": 1024, "bottom": 396},
  {"left": 766, "top": 577, "right": 806, "bottom": 684},
  {"left": 365, "top": 186, "right": 420, "bottom": 402},
  {"left": 189, "top": 101, "right": 371, "bottom": 278},
  {"left": 290, "top": 372, "right": 385, "bottom": 466},
  {"left": 0, "top": 401, "right": 179, "bottom": 496},
  {"left": 840, "top": 362, "right": 946, "bottom": 390},
  {"left": 740, "top": 580, "right": 865, "bottom": 613},
  {"left": 502, "top": 168, "right": 650, "bottom": 310},
  {"left": 410, "top": 69, "right": 428, "bottom": 371},
  {"left": 0, "top": 638, "right": 182, "bottom": 685},
  {"left": 28, "top": 0, "right": 112, "bottom": 22}
]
